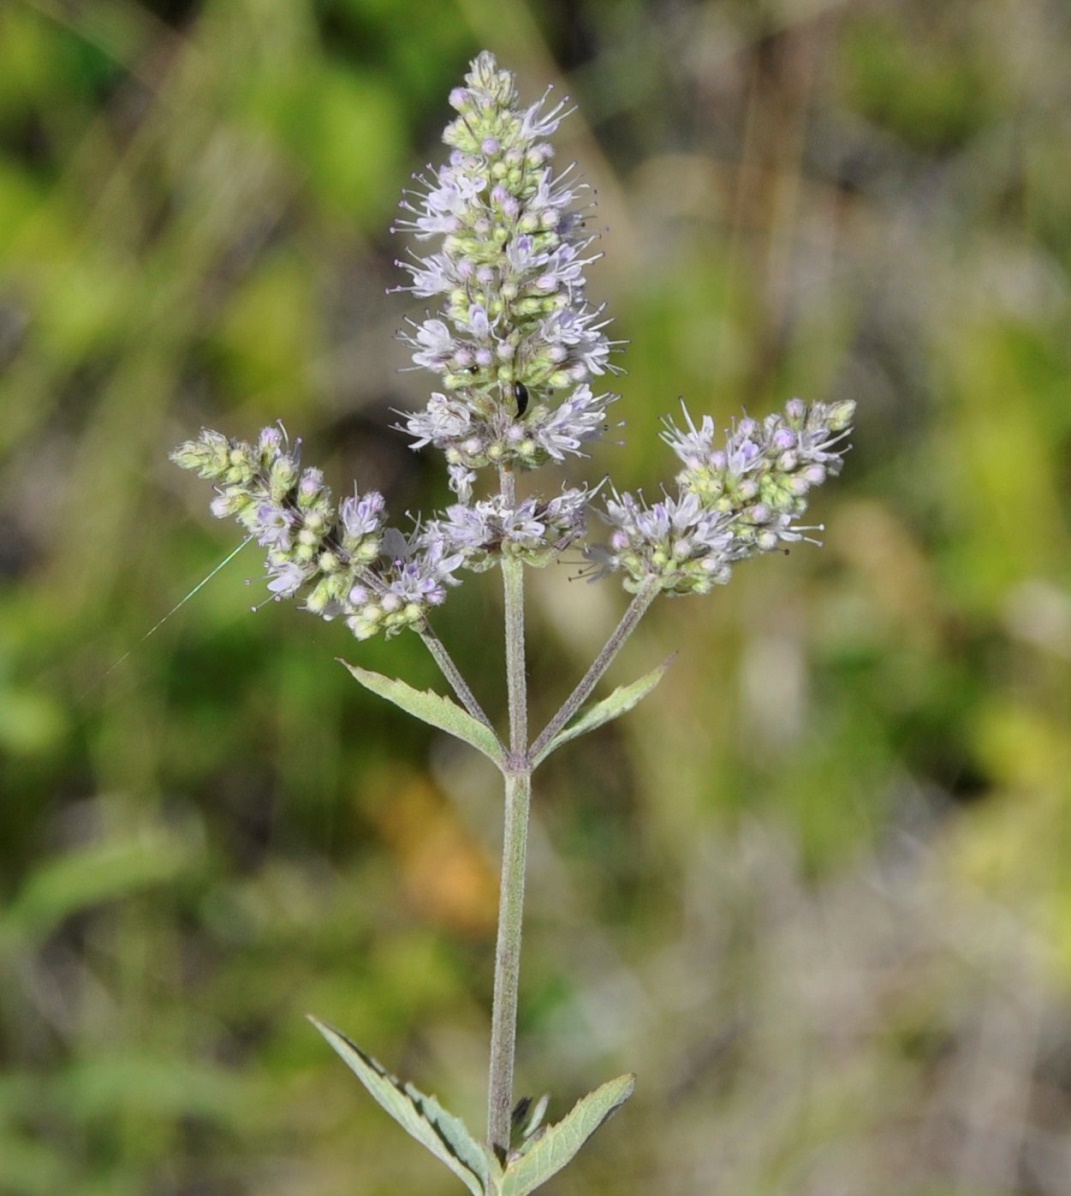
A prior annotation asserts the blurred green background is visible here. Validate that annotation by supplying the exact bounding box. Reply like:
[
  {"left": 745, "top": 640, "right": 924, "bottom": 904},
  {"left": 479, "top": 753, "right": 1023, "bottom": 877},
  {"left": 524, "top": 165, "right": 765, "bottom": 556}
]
[{"left": 3, "top": 0, "right": 1071, "bottom": 1192}]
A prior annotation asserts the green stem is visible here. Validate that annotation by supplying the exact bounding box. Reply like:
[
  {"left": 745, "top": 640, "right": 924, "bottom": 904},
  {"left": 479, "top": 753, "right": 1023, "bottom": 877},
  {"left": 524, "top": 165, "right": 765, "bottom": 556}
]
[
  {"left": 499, "top": 469, "right": 527, "bottom": 765},
  {"left": 487, "top": 766, "right": 531, "bottom": 1161},
  {"left": 419, "top": 624, "right": 496, "bottom": 734},
  {"left": 530, "top": 577, "right": 661, "bottom": 763},
  {"left": 487, "top": 468, "right": 531, "bottom": 1160}
]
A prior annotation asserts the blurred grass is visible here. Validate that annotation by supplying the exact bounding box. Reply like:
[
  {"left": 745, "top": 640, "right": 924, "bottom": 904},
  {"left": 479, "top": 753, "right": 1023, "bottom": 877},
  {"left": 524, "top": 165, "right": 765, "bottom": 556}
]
[{"left": 2, "top": 0, "right": 1071, "bottom": 1193}]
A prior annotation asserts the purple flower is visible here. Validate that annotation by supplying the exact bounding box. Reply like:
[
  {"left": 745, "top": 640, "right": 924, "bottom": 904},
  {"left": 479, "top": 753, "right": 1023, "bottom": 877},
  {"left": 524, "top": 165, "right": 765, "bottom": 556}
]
[
  {"left": 596, "top": 488, "right": 740, "bottom": 595},
  {"left": 408, "top": 319, "right": 456, "bottom": 372},
  {"left": 530, "top": 384, "right": 615, "bottom": 460},
  {"left": 252, "top": 500, "right": 295, "bottom": 548},
  {"left": 340, "top": 491, "right": 385, "bottom": 541},
  {"left": 266, "top": 559, "right": 309, "bottom": 598},
  {"left": 404, "top": 393, "right": 477, "bottom": 452}
]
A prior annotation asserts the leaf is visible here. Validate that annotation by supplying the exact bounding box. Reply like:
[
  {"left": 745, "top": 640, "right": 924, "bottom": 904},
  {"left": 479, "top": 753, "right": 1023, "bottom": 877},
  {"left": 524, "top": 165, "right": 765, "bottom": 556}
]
[
  {"left": 501, "top": 1074, "right": 635, "bottom": 1196},
  {"left": 342, "top": 663, "right": 505, "bottom": 767},
  {"left": 310, "top": 1017, "right": 498, "bottom": 1196},
  {"left": 533, "top": 659, "right": 672, "bottom": 766}
]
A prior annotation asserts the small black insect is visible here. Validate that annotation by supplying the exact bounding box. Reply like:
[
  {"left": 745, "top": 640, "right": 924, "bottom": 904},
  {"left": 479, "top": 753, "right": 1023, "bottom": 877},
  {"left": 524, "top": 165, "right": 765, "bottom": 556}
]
[{"left": 514, "top": 382, "right": 529, "bottom": 418}]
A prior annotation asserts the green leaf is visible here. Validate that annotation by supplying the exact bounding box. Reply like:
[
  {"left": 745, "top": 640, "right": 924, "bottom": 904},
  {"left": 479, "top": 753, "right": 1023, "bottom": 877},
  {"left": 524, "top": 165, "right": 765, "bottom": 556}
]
[
  {"left": 310, "top": 1017, "right": 498, "bottom": 1196},
  {"left": 342, "top": 663, "right": 505, "bottom": 767},
  {"left": 533, "top": 659, "right": 673, "bottom": 766},
  {"left": 501, "top": 1074, "right": 636, "bottom": 1196}
]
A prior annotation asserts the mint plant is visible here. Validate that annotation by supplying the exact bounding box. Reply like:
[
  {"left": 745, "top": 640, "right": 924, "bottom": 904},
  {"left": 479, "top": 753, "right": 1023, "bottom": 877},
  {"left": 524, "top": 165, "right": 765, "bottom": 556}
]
[{"left": 172, "top": 51, "right": 855, "bottom": 1195}]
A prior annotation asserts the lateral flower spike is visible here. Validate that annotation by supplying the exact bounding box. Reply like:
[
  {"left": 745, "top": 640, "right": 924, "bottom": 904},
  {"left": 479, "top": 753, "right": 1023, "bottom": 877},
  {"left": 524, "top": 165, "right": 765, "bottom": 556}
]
[
  {"left": 170, "top": 425, "right": 465, "bottom": 639},
  {"left": 594, "top": 397, "right": 855, "bottom": 595}
]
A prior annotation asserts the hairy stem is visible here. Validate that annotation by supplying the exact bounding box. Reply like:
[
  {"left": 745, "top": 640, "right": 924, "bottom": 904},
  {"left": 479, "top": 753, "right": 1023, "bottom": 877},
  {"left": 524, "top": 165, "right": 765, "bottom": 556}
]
[
  {"left": 487, "top": 765, "right": 531, "bottom": 1160},
  {"left": 419, "top": 625, "right": 496, "bottom": 734},
  {"left": 487, "top": 468, "right": 531, "bottom": 1159},
  {"left": 531, "top": 577, "right": 661, "bottom": 762}
]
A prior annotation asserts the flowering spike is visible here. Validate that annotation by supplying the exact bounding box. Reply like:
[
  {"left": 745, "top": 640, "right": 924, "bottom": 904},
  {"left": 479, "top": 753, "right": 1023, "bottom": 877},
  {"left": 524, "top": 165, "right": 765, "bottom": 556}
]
[
  {"left": 393, "top": 52, "right": 616, "bottom": 478},
  {"left": 170, "top": 428, "right": 467, "bottom": 639},
  {"left": 592, "top": 398, "right": 856, "bottom": 594}
]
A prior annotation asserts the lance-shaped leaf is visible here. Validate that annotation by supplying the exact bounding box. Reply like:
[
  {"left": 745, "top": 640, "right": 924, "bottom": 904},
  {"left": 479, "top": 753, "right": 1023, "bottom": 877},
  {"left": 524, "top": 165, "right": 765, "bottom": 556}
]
[
  {"left": 533, "top": 659, "right": 671, "bottom": 767},
  {"left": 501, "top": 1073, "right": 635, "bottom": 1196},
  {"left": 310, "top": 1017, "right": 498, "bottom": 1196},
  {"left": 343, "top": 663, "right": 505, "bottom": 768}
]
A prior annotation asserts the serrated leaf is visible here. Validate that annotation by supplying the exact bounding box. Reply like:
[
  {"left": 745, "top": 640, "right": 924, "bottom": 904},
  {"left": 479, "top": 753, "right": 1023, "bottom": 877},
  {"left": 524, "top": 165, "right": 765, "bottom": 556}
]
[
  {"left": 310, "top": 1017, "right": 497, "bottom": 1196},
  {"left": 342, "top": 663, "right": 505, "bottom": 767},
  {"left": 533, "top": 659, "right": 672, "bottom": 766},
  {"left": 501, "top": 1074, "right": 635, "bottom": 1196}
]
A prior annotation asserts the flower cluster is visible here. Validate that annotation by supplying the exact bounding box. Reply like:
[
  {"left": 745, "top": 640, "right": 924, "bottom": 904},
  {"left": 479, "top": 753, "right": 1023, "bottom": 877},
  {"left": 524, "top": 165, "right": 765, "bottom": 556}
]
[
  {"left": 170, "top": 428, "right": 463, "bottom": 639},
  {"left": 394, "top": 50, "right": 616, "bottom": 495},
  {"left": 597, "top": 398, "right": 856, "bottom": 595},
  {"left": 172, "top": 53, "right": 855, "bottom": 642},
  {"left": 424, "top": 486, "right": 590, "bottom": 572}
]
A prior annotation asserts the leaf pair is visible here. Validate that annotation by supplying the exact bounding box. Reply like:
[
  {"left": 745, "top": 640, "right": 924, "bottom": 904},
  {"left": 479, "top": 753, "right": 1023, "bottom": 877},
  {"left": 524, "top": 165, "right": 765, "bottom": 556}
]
[
  {"left": 343, "top": 659, "right": 670, "bottom": 770},
  {"left": 310, "top": 1018, "right": 634, "bottom": 1196}
]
